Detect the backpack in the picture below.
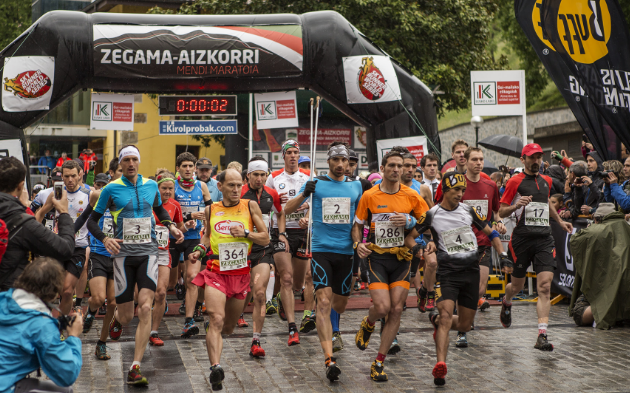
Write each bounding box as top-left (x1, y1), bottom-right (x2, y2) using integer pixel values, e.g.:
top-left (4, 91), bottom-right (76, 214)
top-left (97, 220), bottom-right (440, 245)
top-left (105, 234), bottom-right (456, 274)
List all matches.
top-left (0, 213), bottom-right (34, 265)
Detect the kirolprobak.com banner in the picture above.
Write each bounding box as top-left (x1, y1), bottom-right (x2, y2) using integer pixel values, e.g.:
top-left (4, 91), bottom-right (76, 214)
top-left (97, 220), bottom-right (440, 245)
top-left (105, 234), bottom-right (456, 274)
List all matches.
top-left (93, 25), bottom-right (303, 79)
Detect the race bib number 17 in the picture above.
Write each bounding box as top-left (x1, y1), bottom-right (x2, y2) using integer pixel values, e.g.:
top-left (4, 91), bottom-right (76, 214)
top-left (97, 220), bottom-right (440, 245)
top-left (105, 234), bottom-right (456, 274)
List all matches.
top-left (525, 202), bottom-right (549, 226)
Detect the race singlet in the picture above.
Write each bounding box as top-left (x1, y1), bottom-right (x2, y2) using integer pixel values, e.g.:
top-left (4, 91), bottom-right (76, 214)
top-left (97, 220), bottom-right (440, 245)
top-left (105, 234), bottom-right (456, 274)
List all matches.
top-left (443, 226), bottom-right (476, 255)
top-left (322, 197), bottom-right (351, 224)
top-left (464, 200), bottom-right (489, 221)
top-left (525, 202), bottom-right (549, 226)
top-left (122, 217), bottom-right (152, 244)
top-left (155, 226), bottom-right (169, 248)
top-left (218, 242), bottom-right (249, 271)
top-left (374, 220), bottom-right (404, 248)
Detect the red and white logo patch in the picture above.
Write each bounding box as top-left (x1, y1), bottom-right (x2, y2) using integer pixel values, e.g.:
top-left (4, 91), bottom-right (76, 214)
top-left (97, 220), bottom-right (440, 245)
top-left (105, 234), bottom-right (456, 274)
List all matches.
top-left (213, 220), bottom-right (244, 235)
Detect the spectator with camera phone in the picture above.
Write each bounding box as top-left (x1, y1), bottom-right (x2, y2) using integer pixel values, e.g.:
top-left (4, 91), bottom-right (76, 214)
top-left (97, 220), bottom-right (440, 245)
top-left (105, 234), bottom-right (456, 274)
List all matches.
top-left (603, 157), bottom-right (630, 214)
top-left (560, 152), bottom-right (604, 219)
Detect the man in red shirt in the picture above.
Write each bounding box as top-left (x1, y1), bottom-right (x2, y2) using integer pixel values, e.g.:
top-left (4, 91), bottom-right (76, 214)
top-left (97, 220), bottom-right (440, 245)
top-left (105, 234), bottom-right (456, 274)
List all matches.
top-left (79, 149), bottom-right (97, 173)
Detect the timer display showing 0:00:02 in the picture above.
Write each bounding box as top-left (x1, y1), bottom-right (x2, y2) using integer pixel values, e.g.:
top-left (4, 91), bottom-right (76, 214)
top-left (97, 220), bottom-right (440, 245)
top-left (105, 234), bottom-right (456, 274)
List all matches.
top-left (177, 98), bottom-right (229, 112)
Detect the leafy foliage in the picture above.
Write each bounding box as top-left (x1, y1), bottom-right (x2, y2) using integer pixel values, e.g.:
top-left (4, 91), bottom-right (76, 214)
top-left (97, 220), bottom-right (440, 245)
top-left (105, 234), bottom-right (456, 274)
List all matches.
top-left (0, 0), bottom-right (31, 51)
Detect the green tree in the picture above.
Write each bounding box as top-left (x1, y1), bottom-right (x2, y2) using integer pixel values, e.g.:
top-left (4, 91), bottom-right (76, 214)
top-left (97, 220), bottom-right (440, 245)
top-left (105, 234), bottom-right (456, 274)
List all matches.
top-left (0, 0), bottom-right (31, 51)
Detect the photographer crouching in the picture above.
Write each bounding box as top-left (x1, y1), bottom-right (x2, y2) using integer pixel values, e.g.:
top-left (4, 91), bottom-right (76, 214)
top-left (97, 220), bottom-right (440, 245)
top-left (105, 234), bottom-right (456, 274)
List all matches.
top-left (0, 257), bottom-right (83, 393)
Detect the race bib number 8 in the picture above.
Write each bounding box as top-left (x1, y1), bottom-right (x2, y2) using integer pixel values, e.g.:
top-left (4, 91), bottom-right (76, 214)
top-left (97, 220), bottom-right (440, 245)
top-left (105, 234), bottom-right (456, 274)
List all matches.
top-left (375, 221), bottom-right (403, 248)
top-left (155, 226), bottom-right (169, 248)
top-left (525, 202), bottom-right (549, 226)
top-left (443, 226), bottom-right (476, 255)
top-left (122, 217), bottom-right (152, 244)
top-left (218, 242), bottom-right (249, 271)
top-left (322, 198), bottom-right (351, 224)
top-left (103, 218), bottom-right (115, 238)
top-left (464, 199), bottom-right (489, 221)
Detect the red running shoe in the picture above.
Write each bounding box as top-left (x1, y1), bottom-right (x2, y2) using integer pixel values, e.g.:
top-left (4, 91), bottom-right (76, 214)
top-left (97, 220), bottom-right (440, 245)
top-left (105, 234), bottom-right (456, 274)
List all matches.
top-left (250, 340), bottom-right (266, 358)
top-left (149, 333), bottom-right (164, 346)
top-left (109, 315), bottom-right (123, 341)
top-left (288, 330), bottom-right (300, 346)
top-left (237, 317), bottom-right (249, 328)
top-left (432, 361), bottom-right (447, 386)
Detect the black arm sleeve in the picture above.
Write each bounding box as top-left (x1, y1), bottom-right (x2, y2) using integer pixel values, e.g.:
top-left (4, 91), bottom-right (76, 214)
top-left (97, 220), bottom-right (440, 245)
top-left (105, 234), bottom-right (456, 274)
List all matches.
top-left (414, 212), bottom-right (432, 234)
top-left (74, 204), bottom-right (93, 233)
top-left (204, 199), bottom-right (213, 206)
top-left (154, 203), bottom-right (173, 225)
top-left (87, 211), bottom-right (106, 243)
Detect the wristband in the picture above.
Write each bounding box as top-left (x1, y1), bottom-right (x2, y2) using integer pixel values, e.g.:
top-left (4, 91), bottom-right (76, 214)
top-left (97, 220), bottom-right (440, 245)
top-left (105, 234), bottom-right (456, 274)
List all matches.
top-left (488, 230), bottom-right (500, 241)
top-left (193, 244), bottom-right (207, 259)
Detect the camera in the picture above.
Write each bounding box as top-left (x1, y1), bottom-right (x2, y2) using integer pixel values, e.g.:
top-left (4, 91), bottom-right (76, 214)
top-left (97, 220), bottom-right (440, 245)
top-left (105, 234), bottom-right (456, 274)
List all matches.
top-left (597, 170), bottom-right (613, 177)
top-left (56, 314), bottom-right (77, 331)
top-left (53, 181), bottom-right (63, 200)
top-left (582, 133), bottom-right (589, 142)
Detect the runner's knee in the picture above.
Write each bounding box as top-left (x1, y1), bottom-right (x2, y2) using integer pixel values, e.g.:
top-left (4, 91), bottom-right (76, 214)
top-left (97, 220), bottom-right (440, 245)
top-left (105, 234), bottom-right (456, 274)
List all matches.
top-left (372, 302), bottom-right (390, 318)
top-left (253, 288), bottom-right (266, 305)
top-left (537, 280), bottom-right (551, 297)
top-left (137, 301), bottom-right (152, 318)
top-left (155, 287), bottom-right (166, 303)
top-left (90, 293), bottom-right (106, 307)
top-left (208, 312), bottom-right (225, 330)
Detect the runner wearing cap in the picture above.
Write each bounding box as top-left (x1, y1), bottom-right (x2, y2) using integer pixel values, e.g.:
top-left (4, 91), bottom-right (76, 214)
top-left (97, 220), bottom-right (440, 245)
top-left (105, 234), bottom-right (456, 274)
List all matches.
top-left (93, 173), bottom-right (109, 190)
top-left (285, 142), bottom-right (363, 381)
top-left (265, 140), bottom-right (314, 346)
top-left (298, 156), bottom-right (311, 172)
top-left (404, 172), bottom-right (511, 386)
top-left (196, 157), bottom-right (223, 202)
top-left (353, 148), bottom-right (429, 381)
top-left (498, 143), bottom-right (573, 351)
top-left (87, 145), bottom-right (185, 385)
top-left (188, 168), bottom-right (269, 391)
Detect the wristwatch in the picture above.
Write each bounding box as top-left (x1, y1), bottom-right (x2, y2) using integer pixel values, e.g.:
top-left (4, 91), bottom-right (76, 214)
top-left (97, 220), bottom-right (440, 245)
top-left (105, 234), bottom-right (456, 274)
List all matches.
top-left (279, 231), bottom-right (288, 238)
top-left (353, 242), bottom-right (359, 250)
top-left (244, 229), bottom-right (250, 238)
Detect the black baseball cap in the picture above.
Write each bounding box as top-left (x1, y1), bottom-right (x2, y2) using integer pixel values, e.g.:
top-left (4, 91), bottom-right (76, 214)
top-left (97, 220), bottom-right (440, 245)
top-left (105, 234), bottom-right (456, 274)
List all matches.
top-left (348, 149), bottom-right (358, 162)
top-left (50, 170), bottom-right (63, 181)
top-left (197, 157), bottom-right (213, 169)
top-left (94, 173), bottom-right (109, 185)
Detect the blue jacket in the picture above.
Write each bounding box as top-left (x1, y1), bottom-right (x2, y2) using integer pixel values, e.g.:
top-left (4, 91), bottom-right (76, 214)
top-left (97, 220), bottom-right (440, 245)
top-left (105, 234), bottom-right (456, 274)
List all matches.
top-left (0, 289), bottom-right (82, 393)
top-left (37, 156), bottom-right (54, 173)
top-left (604, 180), bottom-right (630, 213)
top-left (204, 177), bottom-right (223, 202)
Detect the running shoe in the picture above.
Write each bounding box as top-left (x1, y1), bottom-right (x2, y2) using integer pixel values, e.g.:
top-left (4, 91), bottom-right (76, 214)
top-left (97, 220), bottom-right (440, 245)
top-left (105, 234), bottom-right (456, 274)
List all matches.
top-left (175, 282), bottom-right (185, 300)
top-left (370, 360), bottom-right (387, 382)
top-left (388, 337), bottom-right (401, 355)
top-left (479, 297), bottom-right (490, 311)
top-left (204, 320), bottom-right (210, 333)
top-left (179, 300), bottom-right (186, 316)
top-left (83, 312), bottom-right (95, 334)
top-left (95, 343), bottom-right (110, 360)
top-left (429, 310), bottom-right (439, 342)
top-left (127, 365), bottom-right (148, 386)
top-left (299, 313), bottom-right (316, 333)
top-left (149, 333), bottom-right (164, 346)
top-left (277, 292), bottom-right (287, 321)
top-left (265, 300), bottom-right (277, 315)
top-left (288, 330), bottom-right (300, 346)
top-left (249, 340), bottom-right (265, 358)
top-left (181, 320), bottom-right (200, 338)
top-left (360, 282), bottom-right (366, 290)
top-left (164, 299), bottom-right (169, 315)
top-left (98, 300), bottom-right (107, 315)
top-left (355, 316), bottom-right (374, 351)
top-left (432, 361), bottom-right (447, 386)
top-left (417, 286), bottom-right (428, 313)
top-left (209, 364), bottom-right (225, 391)
top-left (353, 281), bottom-right (361, 291)
top-left (455, 332), bottom-right (468, 348)
top-left (271, 296), bottom-right (279, 310)
top-left (193, 304), bottom-right (205, 322)
top-left (332, 332), bottom-right (344, 352)
top-left (237, 317), bottom-right (249, 328)
top-left (500, 300), bottom-right (512, 328)
top-left (109, 315), bottom-right (123, 341)
top-left (425, 291), bottom-right (436, 312)
top-left (325, 357), bottom-right (341, 382)
top-left (201, 302), bottom-right (207, 313)
top-left (534, 334), bottom-right (554, 351)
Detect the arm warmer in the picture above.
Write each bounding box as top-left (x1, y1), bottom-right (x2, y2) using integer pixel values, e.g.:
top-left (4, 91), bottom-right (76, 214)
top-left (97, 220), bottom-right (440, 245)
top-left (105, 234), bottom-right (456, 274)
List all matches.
top-left (153, 203), bottom-right (174, 226)
top-left (204, 199), bottom-right (213, 206)
top-left (87, 211), bottom-right (106, 243)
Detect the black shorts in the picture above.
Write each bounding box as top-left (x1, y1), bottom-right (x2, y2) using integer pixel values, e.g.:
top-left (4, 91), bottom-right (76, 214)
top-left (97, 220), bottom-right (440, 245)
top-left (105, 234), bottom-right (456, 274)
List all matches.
top-left (311, 252), bottom-right (354, 296)
top-left (113, 255), bottom-right (158, 304)
top-left (410, 256), bottom-right (423, 278)
top-left (478, 246), bottom-right (492, 269)
top-left (271, 229), bottom-right (308, 260)
top-left (64, 247), bottom-right (87, 279)
top-left (366, 254), bottom-right (412, 291)
top-left (509, 235), bottom-right (556, 278)
top-left (437, 268), bottom-right (480, 310)
top-left (352, 249), bottom-right (361, 277)
top-left (250, 247), bottom-right (274, 269)
top-left (169, 239), bottom-right (199, 268)
top-left (88, 253), bottom-right (113, 280)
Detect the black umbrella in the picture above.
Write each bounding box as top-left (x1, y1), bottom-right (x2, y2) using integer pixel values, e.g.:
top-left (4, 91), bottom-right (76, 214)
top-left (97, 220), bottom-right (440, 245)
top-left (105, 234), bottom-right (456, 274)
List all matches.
top-left (478, 134), bottom-right (523, 158)
top-left (482, 160), bottom-right (499, 175)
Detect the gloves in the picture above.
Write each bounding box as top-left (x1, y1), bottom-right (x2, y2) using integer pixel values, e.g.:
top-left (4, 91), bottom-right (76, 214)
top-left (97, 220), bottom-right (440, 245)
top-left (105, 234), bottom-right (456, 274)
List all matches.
top-left (302, 181), bottom-right (316, 198)
top-left (551, 151), bottom-right (563, 161)
top-left (500, 253), bottom-right (513, 270)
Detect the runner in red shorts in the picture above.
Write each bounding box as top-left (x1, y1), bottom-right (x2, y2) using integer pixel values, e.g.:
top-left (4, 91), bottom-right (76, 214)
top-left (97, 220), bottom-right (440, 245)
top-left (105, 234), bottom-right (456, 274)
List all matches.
top-left (188, 169), bottom-right (269, 391)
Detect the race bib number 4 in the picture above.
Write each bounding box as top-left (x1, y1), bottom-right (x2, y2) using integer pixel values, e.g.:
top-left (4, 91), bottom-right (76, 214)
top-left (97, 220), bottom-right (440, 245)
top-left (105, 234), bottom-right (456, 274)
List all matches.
top-left (464, 199), bottom-right (489, 221)
top-left (122, 217), bottom-right (152, 244)
top-left (103, 218), bottom-right (115, 238)
top-left (155, 226), bottom-right (169, 248)
top-left (525, 202), bottom-right (549, 226)
top-left (322, 198), bottom-right (351, 224)
top-left (374, 221), bottom-right (403, 248)
top-left (218, 242), bottom-right (249, 271)
top-left (443, 226), bottom-right (476, 255)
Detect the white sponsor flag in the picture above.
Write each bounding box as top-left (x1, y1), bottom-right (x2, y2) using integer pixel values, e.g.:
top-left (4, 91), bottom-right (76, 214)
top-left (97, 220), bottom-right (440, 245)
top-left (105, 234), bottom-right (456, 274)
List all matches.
top-left (343, 55), bottom-right (401, 104)
top-left (2, 56), bottom-right (55, 112)
top-left (254, 91), bottom-right (299, 129)
top-left (90, 93), bottom-right (135, 131)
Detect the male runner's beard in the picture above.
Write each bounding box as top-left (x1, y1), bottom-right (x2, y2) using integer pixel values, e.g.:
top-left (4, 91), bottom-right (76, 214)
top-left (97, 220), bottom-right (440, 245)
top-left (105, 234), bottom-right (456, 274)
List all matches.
top-left (530, 164), bottom-right (540, 173)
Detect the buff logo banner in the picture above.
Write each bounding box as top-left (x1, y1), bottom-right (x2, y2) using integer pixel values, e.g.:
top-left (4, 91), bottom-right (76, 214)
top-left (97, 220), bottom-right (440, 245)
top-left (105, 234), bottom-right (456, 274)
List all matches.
top-left (93, 25), bottom-right (303, 78)
top-left (2, 56), bottom-right (55, 112)
top-left (515, 0), bottom-right (630, 160)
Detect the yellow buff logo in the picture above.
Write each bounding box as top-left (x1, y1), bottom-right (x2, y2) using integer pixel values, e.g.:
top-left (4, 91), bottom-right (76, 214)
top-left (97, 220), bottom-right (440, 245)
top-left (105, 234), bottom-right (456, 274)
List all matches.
top-left (532, 0), bottom-right (611, 64)
top-left (445, 173), bottom-right (466, 189)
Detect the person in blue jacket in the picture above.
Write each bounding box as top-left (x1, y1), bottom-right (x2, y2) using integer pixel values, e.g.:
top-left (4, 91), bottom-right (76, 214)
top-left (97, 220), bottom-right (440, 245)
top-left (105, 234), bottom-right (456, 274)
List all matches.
top-left (603, 157), bottom-right (630, 213)
top-left (0, 257), bottom-right (83, 393)
top-left (37, 150), bottom-right (55, 174)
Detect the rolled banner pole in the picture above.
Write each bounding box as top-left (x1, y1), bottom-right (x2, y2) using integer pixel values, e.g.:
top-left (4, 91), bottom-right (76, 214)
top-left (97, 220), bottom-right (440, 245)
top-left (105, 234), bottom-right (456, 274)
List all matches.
top-left (307, 96), bottom-right (321, 255)
top-left (309, 98), bottom-right (314, 180)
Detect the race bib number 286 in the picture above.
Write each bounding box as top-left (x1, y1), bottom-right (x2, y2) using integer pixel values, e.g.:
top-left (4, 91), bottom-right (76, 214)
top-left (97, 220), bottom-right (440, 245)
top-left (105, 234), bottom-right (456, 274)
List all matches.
top-left (374, 221), bottom-right (403, 248)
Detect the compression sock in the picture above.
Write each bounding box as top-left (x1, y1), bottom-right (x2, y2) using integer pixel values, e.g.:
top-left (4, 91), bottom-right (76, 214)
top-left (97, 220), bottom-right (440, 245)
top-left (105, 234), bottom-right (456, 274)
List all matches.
top-left (503, 297), bottom-right (512, 306)
top-left (376, 352), bottom-right (386, 363)
top-left (538, 323), bottom-right (548, 335)
top-left (331, 309), bottom-right (340, 333)
top-left (288, 322), bottom-right (297, 333)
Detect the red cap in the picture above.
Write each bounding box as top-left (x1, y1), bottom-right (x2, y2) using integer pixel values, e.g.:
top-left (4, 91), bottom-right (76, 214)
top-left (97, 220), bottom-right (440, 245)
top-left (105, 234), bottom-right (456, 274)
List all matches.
top-left (522, 143), bottom-right (543, 157)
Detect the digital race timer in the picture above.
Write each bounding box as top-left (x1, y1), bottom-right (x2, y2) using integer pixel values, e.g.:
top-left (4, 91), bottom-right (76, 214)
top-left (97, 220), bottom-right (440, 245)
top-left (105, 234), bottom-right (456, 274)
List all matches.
top-left (158, 95), bottom-right (237, 116)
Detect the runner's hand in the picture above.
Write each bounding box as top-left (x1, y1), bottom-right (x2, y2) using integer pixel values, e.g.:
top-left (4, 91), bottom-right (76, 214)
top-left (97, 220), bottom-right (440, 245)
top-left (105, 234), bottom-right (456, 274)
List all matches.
top-left (499, 253), bottom-right (513, 274)
top-left (298, 217), bottom-right (308, 229)
top-left (189, 251), bottom-right (200, 263)
top-left (515, 196), bottom-right (532, 208)
top-left (278, 192), bottom-right (289, 204)
top-left (301, 181), bottom-right (316, 198)
top-left (389, 212), bottom-right (408, 227)
top-left (191, 211), bottom-right (205, 220)
top-left (66, 308), bottom-right (83, 338)
top-left (560, 221), bottom-right (573, 233)
top-left (357, 242), bottom-right (372, 258)
top-left (184, 220), bottom-right (196, 230)
top-left (424, 241), bottom-right (436, 255)
top-left (495, 222), bottom-right (507, 235)
top-left (103, 237), bottom-right (123, 255)
top-left (580, 205), bottom-right (591, 215)
top-left (296, 203), bottom-right (309, 212)
top-left (279, 233), bottom-right (290, 251)
top-left (170, 225), bottom-right (185, 244)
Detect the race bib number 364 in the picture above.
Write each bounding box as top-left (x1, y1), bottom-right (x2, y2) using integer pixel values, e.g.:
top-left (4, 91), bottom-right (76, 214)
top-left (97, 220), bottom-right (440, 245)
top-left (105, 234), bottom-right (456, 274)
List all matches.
top-left (122, 217), bottom-right (152, 244)
top-left (375, 221), bottom-right (403, 248)
top-left (525, 202), bottom-right (549, 226)
top-left (218, 242), bottom-right (249, 271)
top-left (322, 198), bottom-right (350, 224)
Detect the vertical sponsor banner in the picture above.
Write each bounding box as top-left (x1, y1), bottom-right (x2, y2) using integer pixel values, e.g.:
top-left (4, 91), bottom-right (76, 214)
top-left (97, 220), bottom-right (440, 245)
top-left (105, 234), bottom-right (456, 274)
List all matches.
top-left (376, 136), bottom-right (427, 163)
top-left (343, 55), bottom-right (402, 104)
top-left (471, 70), bottom-right (525, 116)
top-left (2, 56), bottom-right (55, 112)
top-left (516, 0), bottom-right (630, 159)
top-left (254, 91), bottom-right (299, 129)
top-left (550, 218), bottom-right (587, 296)
top-left (90, 93), bottom-right (135, 131)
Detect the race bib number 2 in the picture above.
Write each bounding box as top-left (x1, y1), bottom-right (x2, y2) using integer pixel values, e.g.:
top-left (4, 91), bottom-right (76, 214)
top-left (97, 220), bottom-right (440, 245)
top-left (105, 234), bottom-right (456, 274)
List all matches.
top-left (122, 217), bottom-right (152, 244)
top-left (525, 202), bottom-right (549, 226)
top-left (322, 198), bottom-right (351, 224)
top-left (374, 221), bottom-right (403, 248)
top-left (103, 218), bottom-right (115, 238)
top-left (218, 242), bottom-right (249, 271)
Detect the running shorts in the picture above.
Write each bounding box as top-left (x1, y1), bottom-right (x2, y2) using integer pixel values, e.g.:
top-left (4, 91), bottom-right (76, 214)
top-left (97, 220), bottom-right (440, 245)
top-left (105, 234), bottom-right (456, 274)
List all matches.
top-left (311, 252), bottom-right (354, 296)
top-left (366, 254), bottom-right (412, 291)
top-left (509, 235), bottom-right (556, 278)
top-left (352, 249), bottom-right (361, 277)
top-left (88, 253), bottom-right (113, 280)
top-left (249, 247), bottom-right (274, 269)
top-left (113, 255), bottom-right (158, 304)
top-left (64, 247), bottom-right (87, 279)
top-left (192, 270), bottom-right (250, 300)
top-left (410, 255), bottom-right (424, 278)
top-left (157, 248), bottom-right (171, 268)
top-left (478, 246), bottom-right (492, 269)
top-left (271, 228), bottom-right (309, 260)
top-left (437, 267), bottom-right (480, 310)
top-left (169, 239), bottom-right (199, 267)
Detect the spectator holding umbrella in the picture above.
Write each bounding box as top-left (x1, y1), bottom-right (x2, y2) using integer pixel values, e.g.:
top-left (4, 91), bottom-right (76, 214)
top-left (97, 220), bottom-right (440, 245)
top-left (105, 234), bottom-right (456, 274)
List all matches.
top-left (56, 152), bottom-right (71, 168)
top-left (37, 150), bottom-right (54, 174)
